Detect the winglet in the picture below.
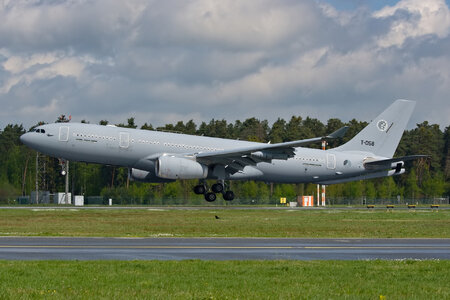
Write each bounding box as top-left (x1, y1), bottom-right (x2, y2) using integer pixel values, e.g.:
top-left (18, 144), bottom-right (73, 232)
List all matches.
top-left (325, 126), bottom-right (349, 139)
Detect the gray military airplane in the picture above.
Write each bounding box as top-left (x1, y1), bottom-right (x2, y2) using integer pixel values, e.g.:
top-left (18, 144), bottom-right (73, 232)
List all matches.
top-left (20, 99), bottom-right (425, 201)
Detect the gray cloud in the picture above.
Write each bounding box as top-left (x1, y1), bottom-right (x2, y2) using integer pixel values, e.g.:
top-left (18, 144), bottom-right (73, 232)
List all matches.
top-left (0, 0), bottom-right (449, 130)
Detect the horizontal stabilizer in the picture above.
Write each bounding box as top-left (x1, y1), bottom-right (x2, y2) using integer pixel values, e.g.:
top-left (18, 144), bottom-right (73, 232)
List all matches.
top-left (364, 155), bottom-right (428, 170)
top-left (318, 168), bottom-right (405, 185)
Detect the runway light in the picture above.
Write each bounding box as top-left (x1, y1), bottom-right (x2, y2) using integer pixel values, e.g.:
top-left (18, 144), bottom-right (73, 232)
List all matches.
top-left (407, 204), bottom-right (416, 209)
top-left (367, 205), bottom-right (375, 209)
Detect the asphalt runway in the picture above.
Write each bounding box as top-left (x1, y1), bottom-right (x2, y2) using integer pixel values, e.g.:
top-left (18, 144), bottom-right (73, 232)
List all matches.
top-left (0, 237), bottom-right (449, 260)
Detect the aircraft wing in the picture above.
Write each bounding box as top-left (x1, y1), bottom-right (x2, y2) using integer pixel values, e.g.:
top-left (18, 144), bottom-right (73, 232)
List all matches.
top-left (196, 126), bottom-right (348, 173)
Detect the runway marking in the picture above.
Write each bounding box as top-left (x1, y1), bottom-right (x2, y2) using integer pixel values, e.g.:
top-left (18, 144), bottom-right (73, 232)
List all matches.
top-left (0, 246), bottom-right (294, 249)
top-left (304, 246), bottom-right (450, 249)
top-left (0, 246), bottom-right (449, 249)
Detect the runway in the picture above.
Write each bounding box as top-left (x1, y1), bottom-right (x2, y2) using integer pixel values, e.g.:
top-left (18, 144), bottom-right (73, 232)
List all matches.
top-left (0, 237), bottom-right (449, 260)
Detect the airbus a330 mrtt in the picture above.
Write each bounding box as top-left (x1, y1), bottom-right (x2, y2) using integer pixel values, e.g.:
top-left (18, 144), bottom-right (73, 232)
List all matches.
top-left (20, 99), bottom-right (425, 201)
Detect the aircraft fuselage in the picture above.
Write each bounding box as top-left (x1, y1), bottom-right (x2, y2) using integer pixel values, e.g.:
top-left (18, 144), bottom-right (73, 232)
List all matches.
top-left (21, 122), bottom-right (381, 184)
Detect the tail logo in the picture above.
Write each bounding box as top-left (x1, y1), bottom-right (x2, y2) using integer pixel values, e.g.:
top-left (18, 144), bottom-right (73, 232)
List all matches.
top-left (377, 120), bottom-right (388, 132)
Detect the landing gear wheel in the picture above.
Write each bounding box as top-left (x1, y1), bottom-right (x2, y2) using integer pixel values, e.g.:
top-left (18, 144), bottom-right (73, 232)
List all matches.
top-left (211, 183), bottom-right (224, 193)
top-left (223, 191), bottom-right (235, 201)
top-left (194, 185), bottom-right (206, 195)
top-left (204, 192), bottom-right (217, 202)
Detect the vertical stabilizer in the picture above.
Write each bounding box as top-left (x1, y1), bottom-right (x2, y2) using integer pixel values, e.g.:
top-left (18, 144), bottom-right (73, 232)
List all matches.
top-left (335, 99), bottom-right (416, 158)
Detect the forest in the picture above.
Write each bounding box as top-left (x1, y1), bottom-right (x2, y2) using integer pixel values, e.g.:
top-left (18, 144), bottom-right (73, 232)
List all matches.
top-left (0, 115), bottom-right (448, 205)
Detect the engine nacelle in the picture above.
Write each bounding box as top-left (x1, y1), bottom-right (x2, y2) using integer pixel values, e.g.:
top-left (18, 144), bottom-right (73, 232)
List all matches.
top-left (129, 168), bottom-right (174, 183)
top-left (156, 156), bottom-right (208, 180)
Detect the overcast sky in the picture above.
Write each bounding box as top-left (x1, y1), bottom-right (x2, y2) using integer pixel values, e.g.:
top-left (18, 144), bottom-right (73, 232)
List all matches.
top-left (1, 0), bottom-right (449, 130)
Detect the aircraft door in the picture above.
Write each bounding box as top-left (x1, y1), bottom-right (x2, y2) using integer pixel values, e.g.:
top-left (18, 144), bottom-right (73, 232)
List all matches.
top-left (119, 132), bottom-right (130, 149)
top-left (326, 153), bottom-right (336, 169)
top-left (59, 126), bottom-right (69, 142)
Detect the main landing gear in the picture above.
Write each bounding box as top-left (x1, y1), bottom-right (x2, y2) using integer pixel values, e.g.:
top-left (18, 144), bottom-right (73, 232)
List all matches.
top-left (193, 181), bottom-right (235, 202)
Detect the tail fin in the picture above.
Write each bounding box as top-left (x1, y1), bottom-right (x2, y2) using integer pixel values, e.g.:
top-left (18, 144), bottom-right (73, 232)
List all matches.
top-left (335, 99), bottom-right (416, 158)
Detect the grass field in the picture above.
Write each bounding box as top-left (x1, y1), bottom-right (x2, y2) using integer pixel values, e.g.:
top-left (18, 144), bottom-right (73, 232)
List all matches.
top-left (0, 260), bottom-right (448, 299)
top-left (0, 208), bottom-right (449, 238)
top-left (1, 208), bottom-right (449, 299)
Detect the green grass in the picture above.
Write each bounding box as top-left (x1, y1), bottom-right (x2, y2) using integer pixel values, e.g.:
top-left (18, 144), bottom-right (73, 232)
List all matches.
top-left (1, 209), bottom-right (448, 299)
top-left (0, 260), bottom-right (448, 299)
top-left (0, 208), bottom-right (449, 238)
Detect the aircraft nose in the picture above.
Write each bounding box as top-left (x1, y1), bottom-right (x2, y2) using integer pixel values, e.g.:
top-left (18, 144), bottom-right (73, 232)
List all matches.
top-left (20, 132), bottom-right (35, 147)
top-left (20, 133), bottom-right (30, 145)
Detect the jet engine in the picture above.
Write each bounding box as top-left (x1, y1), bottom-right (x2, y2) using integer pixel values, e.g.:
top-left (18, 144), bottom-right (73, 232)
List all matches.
top-left (156, 155), bottom-right (208, 180)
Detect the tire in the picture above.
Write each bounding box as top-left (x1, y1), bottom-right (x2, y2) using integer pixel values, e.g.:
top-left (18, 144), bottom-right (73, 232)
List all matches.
top-left (223, 191), bottom-right (235, 201)
top-left (204, 192), bottom-right (217, 202)
top-left (194, 185), bottom-right (206, 195)
top-left (211, 183), bottom-right (224, 193)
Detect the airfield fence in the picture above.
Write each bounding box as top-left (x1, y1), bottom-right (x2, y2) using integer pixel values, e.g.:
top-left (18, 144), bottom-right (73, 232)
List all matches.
top-left (5, 194), bottom-right (450, 206)
top-left (325, 197), bottom-right (449, 206)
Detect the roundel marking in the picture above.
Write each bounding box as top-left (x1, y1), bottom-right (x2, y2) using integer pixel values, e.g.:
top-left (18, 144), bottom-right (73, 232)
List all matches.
top-left (377, 120), bottom-right (388, 132)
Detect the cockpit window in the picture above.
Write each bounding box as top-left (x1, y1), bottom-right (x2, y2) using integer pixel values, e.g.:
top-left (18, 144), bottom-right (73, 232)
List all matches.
top-left (41, 129), bottom-right (45, 134)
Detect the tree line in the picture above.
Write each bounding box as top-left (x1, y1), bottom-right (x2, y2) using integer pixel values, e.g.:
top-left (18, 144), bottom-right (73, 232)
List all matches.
top-left (0, 115), bottom-right (448, 205)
